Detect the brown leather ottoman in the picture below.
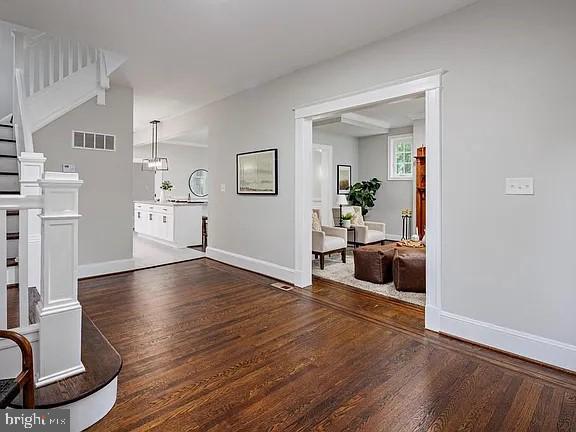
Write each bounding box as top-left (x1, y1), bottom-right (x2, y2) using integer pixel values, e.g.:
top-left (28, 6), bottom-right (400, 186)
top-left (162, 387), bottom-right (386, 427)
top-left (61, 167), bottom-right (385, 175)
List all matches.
top-left (393, 248), bottom-right (426, 293)
top-left (353, 244), bottom-right (396, 284)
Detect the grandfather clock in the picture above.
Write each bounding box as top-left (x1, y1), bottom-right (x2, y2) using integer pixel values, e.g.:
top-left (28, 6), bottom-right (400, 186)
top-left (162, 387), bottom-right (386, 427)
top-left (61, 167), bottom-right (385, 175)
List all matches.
top-left (414, 146), bottom-right (426, 239)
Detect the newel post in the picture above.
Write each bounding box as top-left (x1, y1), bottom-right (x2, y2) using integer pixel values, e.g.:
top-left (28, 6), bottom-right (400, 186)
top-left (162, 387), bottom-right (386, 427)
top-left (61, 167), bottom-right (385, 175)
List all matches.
top-left (18, 152), bottom-right (46, 291)
top-left (36, 172), bottom-right (85, 387)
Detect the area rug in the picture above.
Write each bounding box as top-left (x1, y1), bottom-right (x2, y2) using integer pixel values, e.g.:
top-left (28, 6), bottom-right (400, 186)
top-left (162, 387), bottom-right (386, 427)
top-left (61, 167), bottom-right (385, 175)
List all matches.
top-left (312, 251), bottom-right (426, 307)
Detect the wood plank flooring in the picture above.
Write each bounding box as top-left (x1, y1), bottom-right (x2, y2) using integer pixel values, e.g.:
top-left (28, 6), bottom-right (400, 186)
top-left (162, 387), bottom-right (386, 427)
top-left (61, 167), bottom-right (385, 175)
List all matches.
top-left (79, 259), bottom-right (576, 431)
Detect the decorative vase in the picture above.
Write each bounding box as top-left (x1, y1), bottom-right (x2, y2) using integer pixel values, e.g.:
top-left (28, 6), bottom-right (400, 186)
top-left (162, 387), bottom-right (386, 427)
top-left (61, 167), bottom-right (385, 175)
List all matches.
top-left (159, 189), bottom-right (166, 203)
top-left (342, 220), bottom-right (351, 228)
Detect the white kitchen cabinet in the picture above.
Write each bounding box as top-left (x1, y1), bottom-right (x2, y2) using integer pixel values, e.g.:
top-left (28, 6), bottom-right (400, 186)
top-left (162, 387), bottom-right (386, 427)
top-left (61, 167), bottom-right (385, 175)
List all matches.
top-left (133, 201), bottom-right (204, 248)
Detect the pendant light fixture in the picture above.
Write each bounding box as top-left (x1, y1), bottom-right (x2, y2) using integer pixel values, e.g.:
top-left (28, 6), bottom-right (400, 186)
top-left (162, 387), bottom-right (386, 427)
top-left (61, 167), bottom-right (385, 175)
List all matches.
top-left (142, 120), bottom-right (168, 171)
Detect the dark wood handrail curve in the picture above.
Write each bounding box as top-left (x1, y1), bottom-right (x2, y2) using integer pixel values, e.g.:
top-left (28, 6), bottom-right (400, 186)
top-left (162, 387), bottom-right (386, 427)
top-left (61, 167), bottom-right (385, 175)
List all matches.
top-left (0, 330), bottom-right (35, 408)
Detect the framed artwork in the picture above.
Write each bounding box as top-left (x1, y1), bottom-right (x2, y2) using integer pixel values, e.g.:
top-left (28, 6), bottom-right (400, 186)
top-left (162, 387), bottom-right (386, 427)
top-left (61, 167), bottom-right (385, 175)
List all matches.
top-left (337, 165), bottom-right (352, 195)
top-left (188, 169), bottom-right (208, 197)
top-left (236, 149), bottom-right (278, 195)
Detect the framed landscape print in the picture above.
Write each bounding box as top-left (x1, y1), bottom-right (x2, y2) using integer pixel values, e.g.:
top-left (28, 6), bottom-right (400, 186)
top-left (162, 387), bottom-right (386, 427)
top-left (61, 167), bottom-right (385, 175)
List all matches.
top-left (237, 149), bottom-right (278, 195)
top-left (337, 165), bottom-right (352, 195)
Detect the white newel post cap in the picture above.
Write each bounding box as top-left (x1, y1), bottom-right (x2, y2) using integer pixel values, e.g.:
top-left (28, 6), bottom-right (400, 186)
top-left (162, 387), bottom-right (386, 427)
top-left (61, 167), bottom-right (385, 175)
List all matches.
top-left (18, 152), bottom-right (47, 185)
top-left (18, 152), bottom-right (47, 163)
top-left (38, 172), bottom-right (83, 217)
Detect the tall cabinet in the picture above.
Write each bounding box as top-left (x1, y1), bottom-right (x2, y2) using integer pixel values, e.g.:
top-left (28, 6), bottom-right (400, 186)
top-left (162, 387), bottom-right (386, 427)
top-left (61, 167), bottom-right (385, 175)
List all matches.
top-left (414, 146), bottom-right (426, 239)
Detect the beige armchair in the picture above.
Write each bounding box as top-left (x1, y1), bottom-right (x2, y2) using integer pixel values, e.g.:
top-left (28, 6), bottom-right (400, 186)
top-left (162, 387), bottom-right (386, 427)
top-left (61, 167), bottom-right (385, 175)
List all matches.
top-left (332, 206), bottom-right (386, 247)
top-left (312, 209), bottom-right (347, 270)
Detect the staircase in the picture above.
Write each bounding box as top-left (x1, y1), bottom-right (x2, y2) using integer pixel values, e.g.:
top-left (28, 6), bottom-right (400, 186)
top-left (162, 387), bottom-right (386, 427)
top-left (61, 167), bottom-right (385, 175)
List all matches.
top-left (0, 122), bottom-right (21, 281)
top-left (12, 31), bottom-right (125, 152)
top-left (0, 25), bottom-right (125, 431)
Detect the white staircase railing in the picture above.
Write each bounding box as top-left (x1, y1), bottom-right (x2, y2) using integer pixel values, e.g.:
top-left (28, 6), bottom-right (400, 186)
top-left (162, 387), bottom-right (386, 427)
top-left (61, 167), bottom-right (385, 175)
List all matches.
top-left (0, 168), bottom-right (84, 386)
top-left (1, 26), bottom-right (122, 387)
top-left (22, 33), bottom-right (98, 98)
top-left (11, 30), bottom-right (125, 146)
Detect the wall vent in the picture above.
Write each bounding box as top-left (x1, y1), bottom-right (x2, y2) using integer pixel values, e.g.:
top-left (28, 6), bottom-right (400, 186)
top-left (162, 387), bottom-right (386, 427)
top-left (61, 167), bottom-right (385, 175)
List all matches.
top-left (72, 131), bottom-right (115, 151)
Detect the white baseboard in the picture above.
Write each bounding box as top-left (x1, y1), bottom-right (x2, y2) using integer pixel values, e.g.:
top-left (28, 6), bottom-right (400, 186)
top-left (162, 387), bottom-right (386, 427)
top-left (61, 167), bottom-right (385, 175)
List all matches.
top-left (67, 376), bottom-right (118, 432)
top-left (79, 258), bottom-right (136, 278)
top-left (206, 247), bottom-right (295, 284)
top-left (440, 311), bottom-right (576, 372)
top-left (425, 304), bottom-right (440, 331)
top-left (36, 363), bottom-right (86, 388)
top-left (386, 234), bottom-right (402, 241)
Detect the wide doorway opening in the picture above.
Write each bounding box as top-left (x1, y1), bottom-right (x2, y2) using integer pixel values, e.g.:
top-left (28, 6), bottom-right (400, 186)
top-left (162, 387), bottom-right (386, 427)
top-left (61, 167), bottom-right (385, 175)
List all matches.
top-left (294, 71), bottom-right (442, 330)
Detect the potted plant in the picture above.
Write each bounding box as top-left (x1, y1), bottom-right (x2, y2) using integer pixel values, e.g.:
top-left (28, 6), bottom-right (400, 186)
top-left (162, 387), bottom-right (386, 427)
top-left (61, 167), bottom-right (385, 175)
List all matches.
top-left (347, 178), bottom-right (382, 216)
top-left (341, 212), bottom-right (353, 228)
top-left (159, 180), bottom-right (173, 203)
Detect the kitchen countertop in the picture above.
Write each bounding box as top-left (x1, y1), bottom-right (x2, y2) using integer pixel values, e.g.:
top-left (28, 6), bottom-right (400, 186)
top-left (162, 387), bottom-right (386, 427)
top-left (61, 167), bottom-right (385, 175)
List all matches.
top-left (135, 200), bottom-right (208, 207)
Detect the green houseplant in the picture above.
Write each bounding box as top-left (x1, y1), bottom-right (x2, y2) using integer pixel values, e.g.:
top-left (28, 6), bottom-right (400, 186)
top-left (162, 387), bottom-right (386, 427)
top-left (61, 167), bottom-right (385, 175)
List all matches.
top-left (347, 178), bottom-right (382, 216)
top-left (341, 212), bottom-right (353, 228)
top-left (159, 180), bottom-right (173, 202)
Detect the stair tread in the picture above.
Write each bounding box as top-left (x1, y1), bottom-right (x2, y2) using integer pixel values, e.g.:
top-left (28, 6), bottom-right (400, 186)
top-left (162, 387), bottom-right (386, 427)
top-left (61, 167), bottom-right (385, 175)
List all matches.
top-left (0, 378), bottom-right (19, 409)
top-left (0, 191), bottom-right (20, 195)
top-left (0, 155), bottom-right (17, 159)
top-left (10, 313), bottom-right (122, 409)
top-left (7, 258), bottom-right (17, 267)
top-left (0, 138), bottom-right (16, 143)
top-left (7, 210), bottom-right (19, 216)
top-left (0, 172), bottom-right (18, 176)
top-left (0, 124), bottom-right (13, 128)
top-left (7, 232), bottom-right (19, 240)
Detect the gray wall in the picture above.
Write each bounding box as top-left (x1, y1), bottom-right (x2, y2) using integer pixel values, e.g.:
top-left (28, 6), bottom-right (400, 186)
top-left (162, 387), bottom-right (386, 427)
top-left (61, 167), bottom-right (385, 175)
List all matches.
top-left (132, 163), bottom-right (154, 202)
top-left (34, 85), bottom-right (134, 266)
top-left (162, 0), bottom-right (576, 346)
top-left (312, 129), bottom-right (358, 206)
top-left (134, 143), bottom-right (208, 199)
top-left (358, 127), bottom-right (413, 237)
top-left (0, 21), bottom-right (16, 119)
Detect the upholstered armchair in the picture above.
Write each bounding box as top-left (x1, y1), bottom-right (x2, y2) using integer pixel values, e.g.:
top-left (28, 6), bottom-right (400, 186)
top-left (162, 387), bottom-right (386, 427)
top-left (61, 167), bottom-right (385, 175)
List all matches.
top-left (332, 206), bottom-right (386, 246)
top-left (312, 209), bottom-right (347, 270)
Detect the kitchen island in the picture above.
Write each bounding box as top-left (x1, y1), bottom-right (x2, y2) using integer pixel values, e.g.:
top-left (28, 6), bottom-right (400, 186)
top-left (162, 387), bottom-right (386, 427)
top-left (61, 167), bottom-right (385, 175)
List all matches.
top-left (134, 201), bottom-right (207, 248)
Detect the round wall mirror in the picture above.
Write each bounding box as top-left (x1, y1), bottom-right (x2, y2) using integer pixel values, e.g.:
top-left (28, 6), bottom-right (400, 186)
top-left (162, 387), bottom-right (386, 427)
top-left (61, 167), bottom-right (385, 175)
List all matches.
top-left (189, 169), bottom-right (208, 197)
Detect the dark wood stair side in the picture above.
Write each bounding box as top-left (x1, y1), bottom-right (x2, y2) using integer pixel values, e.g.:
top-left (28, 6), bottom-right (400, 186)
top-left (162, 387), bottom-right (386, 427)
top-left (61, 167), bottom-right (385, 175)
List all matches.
top-left (10, 313), bottom-right (122, 409)
top-left (0, 138), bottom-right (16, 143)
top-left (0, 124), bottom-right (13, 128)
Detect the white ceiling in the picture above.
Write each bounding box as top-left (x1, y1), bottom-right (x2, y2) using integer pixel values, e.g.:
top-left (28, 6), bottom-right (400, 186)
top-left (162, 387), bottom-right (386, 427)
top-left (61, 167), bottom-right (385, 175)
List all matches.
top-left (314, 95), bottom-right (425, 137)
top-left (0, 0), bottom-right (477, 131)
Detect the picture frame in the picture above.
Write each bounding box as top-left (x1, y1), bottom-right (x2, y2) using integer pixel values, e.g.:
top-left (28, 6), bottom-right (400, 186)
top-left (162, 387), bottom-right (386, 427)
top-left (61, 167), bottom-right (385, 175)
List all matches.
top-left (337, 165), bottom-right (352, 195)
top-left (236, 149), bottom-right (278, 195)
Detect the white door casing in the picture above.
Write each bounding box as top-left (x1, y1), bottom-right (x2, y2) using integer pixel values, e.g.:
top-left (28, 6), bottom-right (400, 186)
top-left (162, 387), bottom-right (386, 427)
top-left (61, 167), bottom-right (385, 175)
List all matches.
top-left (294, 70), bottom-right (443, 331)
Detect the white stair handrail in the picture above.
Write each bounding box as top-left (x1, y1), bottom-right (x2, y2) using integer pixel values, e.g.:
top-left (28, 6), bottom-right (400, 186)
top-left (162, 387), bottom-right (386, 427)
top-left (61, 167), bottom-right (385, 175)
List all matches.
top-left (14, 69), bottom-right (34, 154)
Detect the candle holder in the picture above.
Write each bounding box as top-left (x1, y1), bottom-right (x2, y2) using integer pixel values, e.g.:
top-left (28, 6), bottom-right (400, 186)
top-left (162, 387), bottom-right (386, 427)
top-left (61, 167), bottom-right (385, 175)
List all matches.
top-left (401, 208), bottom-right (413, 240)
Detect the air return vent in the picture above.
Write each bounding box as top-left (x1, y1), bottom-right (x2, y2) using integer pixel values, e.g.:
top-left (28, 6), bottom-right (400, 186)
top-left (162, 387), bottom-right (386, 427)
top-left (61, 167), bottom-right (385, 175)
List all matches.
top-left (72, 131), bottom-right (115, 151)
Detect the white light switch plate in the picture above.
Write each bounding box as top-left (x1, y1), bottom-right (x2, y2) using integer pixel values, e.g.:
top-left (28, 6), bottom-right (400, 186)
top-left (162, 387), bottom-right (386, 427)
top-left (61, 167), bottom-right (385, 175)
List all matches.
top-left (220, 184), bottom-right (226, 192)
top-left (505, 177), bottom-right (534, 195)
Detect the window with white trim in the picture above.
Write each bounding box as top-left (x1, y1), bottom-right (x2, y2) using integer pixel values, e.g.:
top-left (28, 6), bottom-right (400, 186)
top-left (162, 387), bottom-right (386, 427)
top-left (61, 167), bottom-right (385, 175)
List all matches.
top-left (388, 134), bottom-right (413, 180)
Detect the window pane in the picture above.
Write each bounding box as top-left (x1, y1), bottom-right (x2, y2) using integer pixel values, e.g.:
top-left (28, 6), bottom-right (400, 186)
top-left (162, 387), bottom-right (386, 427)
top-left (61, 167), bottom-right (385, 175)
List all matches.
top-left (73, 132), bottom-right (84, 147)
top-left (85, 133), bottom-right (95, 149)
top-left (95, 134), bottom-right (105, 149)
top-left (105, 135), bottom-right (115, 150)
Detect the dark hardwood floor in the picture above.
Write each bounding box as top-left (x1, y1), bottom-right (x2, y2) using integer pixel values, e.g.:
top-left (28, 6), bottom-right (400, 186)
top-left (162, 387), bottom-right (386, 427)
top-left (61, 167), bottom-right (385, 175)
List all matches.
top-left (78, 259), bottom-right (576, 431)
